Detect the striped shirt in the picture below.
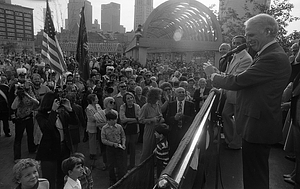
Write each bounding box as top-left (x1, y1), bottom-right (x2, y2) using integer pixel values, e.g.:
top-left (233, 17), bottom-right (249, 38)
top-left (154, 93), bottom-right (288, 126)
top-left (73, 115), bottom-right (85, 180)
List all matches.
top-left (156, 137), bottom-right (169, 166)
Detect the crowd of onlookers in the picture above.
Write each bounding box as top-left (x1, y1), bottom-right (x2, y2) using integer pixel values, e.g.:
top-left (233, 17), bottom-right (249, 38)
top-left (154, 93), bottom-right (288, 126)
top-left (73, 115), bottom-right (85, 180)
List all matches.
top-left (2, 30), bottom-right (300, 188)
top-left (0, 53), bottom-right (212, 189)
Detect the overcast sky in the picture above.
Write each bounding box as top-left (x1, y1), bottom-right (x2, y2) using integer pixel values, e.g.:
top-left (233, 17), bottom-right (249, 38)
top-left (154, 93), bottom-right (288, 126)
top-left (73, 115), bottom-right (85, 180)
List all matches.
top-left (11, 0), bottom-right (300, 34)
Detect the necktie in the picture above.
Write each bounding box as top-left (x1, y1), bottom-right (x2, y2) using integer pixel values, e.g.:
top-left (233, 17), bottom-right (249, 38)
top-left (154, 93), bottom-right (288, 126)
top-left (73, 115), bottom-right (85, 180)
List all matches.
top-left (178, 101), bottom-right (183, 128)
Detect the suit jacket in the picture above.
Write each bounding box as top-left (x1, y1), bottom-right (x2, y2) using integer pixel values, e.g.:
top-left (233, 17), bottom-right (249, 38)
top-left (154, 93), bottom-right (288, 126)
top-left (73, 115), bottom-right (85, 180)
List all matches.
top-left (213, 42), bottom-right (291, 144)
top-left (224, 49), bottom-right (253, 104)
top-left (166, 100), bottom-right (196, 156)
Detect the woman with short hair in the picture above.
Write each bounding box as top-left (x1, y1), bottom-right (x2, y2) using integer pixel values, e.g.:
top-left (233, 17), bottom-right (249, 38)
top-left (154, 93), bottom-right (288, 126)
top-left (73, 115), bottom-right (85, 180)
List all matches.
top-left (94, 96), bottom-right (118, 170)
top-left (119, 92), bottom-right (140, 169)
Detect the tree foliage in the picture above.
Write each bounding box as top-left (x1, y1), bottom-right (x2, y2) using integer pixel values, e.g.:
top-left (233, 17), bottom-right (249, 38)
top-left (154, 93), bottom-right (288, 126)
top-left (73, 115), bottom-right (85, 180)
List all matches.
top-left (218, 0), bottom-right (299, 51)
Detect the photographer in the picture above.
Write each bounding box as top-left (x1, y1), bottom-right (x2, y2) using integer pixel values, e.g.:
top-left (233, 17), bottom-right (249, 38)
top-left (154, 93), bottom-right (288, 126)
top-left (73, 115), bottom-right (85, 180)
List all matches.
top-left (11, 69), bottom-right (39, 162)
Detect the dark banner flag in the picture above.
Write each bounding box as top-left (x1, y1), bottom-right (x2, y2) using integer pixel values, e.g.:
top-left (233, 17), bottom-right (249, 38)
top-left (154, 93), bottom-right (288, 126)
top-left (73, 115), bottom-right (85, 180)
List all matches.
top-left (76, 5), bottom-right (89, 80)
top-left (41, 0), bottom-right (67, 75)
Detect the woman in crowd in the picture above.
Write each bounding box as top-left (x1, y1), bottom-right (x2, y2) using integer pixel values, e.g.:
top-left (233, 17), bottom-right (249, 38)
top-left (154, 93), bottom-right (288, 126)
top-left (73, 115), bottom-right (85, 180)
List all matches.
top-left (65, 93), bottom-right (86, 153)
top-left (139, 88), bottom-right (165, 163)
top-left (85, 93), bottom-right (102, 160)
top-left (119, 92), bottom-right (140, 170)
top-left (134, 86), bottom-right (147, 143)
top-left (94, 97), bottom-right (118, 170)
top-left (35, 92), bottom-right (70, 189)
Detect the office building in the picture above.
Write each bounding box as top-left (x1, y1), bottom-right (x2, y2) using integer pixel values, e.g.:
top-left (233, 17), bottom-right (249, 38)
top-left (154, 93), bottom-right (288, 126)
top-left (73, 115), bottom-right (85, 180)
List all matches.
top-left (0, 2), bottom-right (34, 54)
top-left (101, 2), bottom-right (120, 33)
top-left (134, 0), bottom-right (153, 30)
top-left (68, 0), bottom-right (92, 32)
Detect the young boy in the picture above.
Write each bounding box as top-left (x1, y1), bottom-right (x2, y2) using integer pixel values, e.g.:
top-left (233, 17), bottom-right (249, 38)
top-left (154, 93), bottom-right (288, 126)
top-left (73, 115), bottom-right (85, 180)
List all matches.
top-left (61, 157), bottom-right (84, 189)
top-left (101, 111), bottom-right (126, 186)
top-left (153, 124), bottom-right (170, 177)
top-left (13, 158), bottom-right (49, 189)
top-left (72, 153), bottom-right (93, 189)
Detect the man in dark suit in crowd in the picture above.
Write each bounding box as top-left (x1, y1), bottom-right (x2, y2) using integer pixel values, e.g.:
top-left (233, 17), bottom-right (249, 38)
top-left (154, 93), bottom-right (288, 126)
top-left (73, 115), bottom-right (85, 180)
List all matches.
top-left (204, 14), bottom-right (291, 189)
top-left (166, 87), bottom-right (196, 157)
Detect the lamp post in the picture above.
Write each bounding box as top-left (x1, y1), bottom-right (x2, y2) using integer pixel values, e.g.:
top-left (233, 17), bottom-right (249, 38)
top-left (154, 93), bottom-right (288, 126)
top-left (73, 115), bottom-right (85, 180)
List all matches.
top-left (135, 24), bottom-right (143, 61)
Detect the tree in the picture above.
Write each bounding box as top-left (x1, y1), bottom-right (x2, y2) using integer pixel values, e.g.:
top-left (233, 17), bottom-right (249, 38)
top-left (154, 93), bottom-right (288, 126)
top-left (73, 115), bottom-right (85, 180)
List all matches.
top-left (218, 0), bottom-right (299, 51)
top-left (3, 42), bottom-right (17, 55)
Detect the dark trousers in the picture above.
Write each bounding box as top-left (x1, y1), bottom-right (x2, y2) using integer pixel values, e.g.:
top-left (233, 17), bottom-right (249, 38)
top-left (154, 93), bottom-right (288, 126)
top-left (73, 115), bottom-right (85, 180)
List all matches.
top-left (125, 134), bottom-right (138, 168)
top-left (106, 146), bottom-right (126, 182)
top-left (98, 131), bottom-right (107, 164)
top-left (41, 161), bottom-right (57, 189)
top-left (156, 159), bottom-right (164, 177)
top-left (0, 113), bottom-right (10, 135)
top-left (41, 142), bottom-right (70, 189)
top-left (242, 139), bottom-right (271, 189)
top-left (14, 117), bottom-right (35, 160)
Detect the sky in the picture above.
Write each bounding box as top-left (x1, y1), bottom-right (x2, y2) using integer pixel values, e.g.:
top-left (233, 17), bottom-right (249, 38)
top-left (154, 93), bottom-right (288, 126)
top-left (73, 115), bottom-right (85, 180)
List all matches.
top-left (11, 0), bottom-right (300, 34)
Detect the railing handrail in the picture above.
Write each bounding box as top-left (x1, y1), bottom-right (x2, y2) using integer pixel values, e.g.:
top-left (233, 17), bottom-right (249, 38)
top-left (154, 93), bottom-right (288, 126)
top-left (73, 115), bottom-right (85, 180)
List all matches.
top-left (154, 91), bottom-right (218, 189)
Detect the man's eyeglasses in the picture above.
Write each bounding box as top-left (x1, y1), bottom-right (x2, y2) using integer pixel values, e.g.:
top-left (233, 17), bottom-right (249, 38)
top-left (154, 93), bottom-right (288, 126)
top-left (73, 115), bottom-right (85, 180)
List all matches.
top-left (145, 75), bottom-right (151, 77)
top-left (109, 101), bottom-right (115, 104)
top-left (120, 85), bottom-right (127, 88)
top-left (164, 88), bottom-right (172, 91)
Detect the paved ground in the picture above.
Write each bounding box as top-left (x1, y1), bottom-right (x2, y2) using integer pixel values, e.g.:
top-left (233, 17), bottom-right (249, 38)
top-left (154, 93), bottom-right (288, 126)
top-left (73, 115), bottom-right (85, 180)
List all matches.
top-left (0, 121), bottom-right (295, 189)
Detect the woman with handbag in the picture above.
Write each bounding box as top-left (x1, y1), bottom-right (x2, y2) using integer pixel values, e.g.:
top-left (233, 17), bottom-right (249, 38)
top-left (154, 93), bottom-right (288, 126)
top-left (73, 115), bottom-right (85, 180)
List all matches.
top-left (119, 92), bottom-right (140, 170)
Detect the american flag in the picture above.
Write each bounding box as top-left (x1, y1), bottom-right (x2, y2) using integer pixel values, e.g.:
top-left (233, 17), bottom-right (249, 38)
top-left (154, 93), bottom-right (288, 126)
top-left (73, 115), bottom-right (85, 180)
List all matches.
top-left (41, 0), bottom-right (66, 75)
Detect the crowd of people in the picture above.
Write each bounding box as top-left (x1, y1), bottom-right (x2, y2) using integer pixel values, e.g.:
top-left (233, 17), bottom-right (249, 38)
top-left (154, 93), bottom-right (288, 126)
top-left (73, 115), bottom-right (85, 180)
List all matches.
top-left (0, 38), bottom-right (211, 188)
top-left (0, 13), bottom-right (299, 189)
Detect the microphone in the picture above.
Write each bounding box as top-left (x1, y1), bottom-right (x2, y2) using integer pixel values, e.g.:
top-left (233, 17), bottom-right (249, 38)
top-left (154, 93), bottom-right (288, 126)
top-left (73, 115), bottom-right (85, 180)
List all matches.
top-left (221, 43), bottom-right (248, 58)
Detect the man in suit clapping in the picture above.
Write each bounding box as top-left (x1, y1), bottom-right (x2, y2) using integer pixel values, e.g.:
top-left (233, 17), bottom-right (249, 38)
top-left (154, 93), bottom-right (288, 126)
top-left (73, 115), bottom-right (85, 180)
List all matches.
top-left (166, 87), bottom-right (196, 157)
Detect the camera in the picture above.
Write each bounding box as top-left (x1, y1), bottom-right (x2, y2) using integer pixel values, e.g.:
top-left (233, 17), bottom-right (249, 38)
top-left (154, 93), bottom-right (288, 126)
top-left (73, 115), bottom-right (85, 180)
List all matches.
top-left (105, 81), bottom-right (114, 94)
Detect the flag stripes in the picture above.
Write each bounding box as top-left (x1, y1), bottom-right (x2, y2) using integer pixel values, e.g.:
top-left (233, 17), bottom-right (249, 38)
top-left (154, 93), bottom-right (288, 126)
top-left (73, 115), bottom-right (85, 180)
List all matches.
top-left (41, 0), bottom-right (66, 75)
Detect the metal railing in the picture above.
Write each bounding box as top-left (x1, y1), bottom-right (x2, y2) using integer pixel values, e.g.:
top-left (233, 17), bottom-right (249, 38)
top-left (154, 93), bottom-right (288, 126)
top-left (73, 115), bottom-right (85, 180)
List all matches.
top-left (154, 91), bottom-right (218, 189)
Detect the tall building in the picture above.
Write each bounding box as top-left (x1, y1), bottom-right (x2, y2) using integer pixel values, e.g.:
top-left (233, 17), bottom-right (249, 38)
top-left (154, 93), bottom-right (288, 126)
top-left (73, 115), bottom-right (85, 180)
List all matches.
top-left (0, 2), bottom-right (35, 54)
top-left (68, 0), bottom-right (92, 32)
top-left (134, 0), bottom-right (153, 30)
top-left (91, 19), bottom-right (101, 33)
top-left (101, 2), bottom-right (120, 33)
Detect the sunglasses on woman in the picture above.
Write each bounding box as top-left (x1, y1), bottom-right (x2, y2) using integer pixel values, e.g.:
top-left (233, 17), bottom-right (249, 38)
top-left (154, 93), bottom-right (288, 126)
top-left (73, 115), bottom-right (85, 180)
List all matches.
top-left (109, 101), bottom-right (115, 104)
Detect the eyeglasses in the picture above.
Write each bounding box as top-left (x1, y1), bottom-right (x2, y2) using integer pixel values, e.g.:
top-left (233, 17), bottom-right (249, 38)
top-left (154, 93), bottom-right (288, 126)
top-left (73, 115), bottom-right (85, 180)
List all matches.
top-left (145, 75), bottom-right (151, 77)
top-left (164, 88), bottom-right (172, 91)
top-left (109, 101), bottom-right (115, 104)
top-left (120, 86), bottom-right (127, 88)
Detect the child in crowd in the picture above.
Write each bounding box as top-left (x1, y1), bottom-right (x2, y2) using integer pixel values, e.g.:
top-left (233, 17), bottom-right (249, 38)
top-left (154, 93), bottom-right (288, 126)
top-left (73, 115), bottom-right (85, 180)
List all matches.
top-left (153, 124), bottom-right (170, 177)
top-left (61, 157), bottom-right (84, 189)
top-left (101, 111), bottom-right (126, 186)
top-left (13, 158), bottom-right (49, 189)
top-left (72, 153), bottom-right (93, 189)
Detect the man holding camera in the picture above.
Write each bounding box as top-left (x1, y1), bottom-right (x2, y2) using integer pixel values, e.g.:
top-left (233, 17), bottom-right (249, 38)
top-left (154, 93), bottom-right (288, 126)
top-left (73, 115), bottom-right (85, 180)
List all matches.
top-left (9, 68), bottom-right (39, 162)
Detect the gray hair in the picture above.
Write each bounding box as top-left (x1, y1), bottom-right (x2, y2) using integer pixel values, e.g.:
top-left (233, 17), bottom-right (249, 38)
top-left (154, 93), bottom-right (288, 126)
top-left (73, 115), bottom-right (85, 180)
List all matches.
top-left (244, 14), bottom-right (278, 37)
